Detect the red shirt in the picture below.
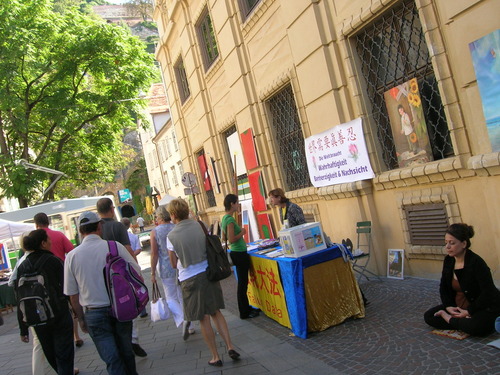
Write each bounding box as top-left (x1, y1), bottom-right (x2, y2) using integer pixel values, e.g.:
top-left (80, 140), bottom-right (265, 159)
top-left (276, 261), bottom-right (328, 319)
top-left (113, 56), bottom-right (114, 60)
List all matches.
top-left (42, 227), bottom-right (74, 261)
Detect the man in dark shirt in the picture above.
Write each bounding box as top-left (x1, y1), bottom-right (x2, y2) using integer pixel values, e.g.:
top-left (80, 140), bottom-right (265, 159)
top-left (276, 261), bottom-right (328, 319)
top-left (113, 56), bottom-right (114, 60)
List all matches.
top-left (96, 197), bottom-right (146, 357)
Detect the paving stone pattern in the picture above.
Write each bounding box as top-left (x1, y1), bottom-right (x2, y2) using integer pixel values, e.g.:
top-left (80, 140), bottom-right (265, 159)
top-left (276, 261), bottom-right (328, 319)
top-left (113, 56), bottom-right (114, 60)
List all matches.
top-left (0, 249), bottom-right (499, 374)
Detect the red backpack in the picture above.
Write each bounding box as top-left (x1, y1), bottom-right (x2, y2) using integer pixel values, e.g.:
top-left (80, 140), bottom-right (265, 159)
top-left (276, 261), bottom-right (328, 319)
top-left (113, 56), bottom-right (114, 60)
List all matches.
top-left (104, 241), bottom-right (149, 321)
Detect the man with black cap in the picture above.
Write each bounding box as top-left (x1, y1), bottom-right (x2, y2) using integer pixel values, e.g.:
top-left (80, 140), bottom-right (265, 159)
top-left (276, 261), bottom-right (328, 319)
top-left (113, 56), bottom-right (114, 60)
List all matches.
top-left (64, 211), bottom-right (139, 375)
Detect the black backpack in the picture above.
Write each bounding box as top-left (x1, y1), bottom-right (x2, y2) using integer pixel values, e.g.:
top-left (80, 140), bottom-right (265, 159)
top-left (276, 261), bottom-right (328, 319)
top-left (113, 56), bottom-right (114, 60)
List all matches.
top-left (198, 221), bottom-right (232, 282)
top-left (16, 253), bottom-right (63, 327)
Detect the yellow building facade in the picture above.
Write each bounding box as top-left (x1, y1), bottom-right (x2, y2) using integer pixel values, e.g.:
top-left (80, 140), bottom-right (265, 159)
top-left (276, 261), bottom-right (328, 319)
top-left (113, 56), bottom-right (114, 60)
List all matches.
top-left (153, 0), bottom-right (500, 282)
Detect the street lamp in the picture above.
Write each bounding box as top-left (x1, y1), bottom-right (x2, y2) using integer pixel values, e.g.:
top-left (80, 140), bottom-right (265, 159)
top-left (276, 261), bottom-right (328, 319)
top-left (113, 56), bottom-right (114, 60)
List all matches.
top-left (15, 159), bottom-right (67, 202)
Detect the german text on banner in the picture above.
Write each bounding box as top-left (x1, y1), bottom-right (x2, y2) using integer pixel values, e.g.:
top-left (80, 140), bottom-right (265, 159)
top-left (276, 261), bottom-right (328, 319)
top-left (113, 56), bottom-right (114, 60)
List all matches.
top-left (305, 118), bottom-right (374, 187)
top-left (247, 256), bottom-right (291, 328)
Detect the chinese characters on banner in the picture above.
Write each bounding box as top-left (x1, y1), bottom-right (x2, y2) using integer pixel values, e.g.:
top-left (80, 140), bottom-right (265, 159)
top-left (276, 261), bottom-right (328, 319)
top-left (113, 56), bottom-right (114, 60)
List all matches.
top-left (247, 256), bottom-right (291, 329)
top-left (304, 118), bottom-right (374, 187)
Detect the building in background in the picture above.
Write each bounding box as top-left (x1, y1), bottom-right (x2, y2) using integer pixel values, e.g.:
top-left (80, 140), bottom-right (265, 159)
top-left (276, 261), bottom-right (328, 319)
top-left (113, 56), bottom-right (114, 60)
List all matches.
top-left (152, 0), bottom-right (500, 282)
top-left (139, 83), bottom-right (185, 201)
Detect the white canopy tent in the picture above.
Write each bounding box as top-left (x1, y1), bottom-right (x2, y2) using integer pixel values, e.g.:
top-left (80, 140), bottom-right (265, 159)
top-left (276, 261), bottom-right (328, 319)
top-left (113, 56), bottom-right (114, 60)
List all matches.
top-left (0, 219), bottom-right (35, 269)
top-left (0, 219), bottom-right (35, 242)
top-left (158, 194), bottom-right (177, 206)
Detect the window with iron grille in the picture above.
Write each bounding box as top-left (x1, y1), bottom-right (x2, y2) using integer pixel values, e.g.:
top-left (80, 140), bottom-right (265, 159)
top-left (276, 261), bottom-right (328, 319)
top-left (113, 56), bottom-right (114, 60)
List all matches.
top-left (403, 203), bottom-right (448, 245)
top-left (267, 85), bottom-right (310, 191)
top-left (239, 0), bottom-right (260, 19)
top-left (353, 0), bottom-right (453, 170)
top-left (174, 57), bottom-right (190, 103)
top-left (196, 9), bottom-right (219, 71)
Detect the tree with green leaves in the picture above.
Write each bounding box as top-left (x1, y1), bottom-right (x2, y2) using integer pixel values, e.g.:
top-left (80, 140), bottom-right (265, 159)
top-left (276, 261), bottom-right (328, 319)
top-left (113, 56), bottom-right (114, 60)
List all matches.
top-left (0, 0), bottom-right (156, 207)
top-left (124, 0), bottom-right (154, 22)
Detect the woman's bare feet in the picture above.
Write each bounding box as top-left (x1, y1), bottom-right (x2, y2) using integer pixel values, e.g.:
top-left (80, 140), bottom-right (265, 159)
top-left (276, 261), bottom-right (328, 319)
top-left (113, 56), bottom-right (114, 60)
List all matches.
top-left (434, 309), bottom-right (451, 323)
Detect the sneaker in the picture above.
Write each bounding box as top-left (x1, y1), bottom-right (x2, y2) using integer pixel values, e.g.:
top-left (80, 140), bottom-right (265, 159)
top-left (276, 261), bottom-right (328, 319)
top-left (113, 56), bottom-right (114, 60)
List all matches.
top-left (132, 343), bottom-right (147, 357)
top-left (182, 321), bottom-right (191, 341)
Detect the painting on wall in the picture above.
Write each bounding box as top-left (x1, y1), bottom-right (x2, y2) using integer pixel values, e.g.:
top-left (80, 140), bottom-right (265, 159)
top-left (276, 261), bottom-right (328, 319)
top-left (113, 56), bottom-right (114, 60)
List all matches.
top-left (248, 171), bottom-right (267, 212)
top-left (384, 78), bottom-right (434, 168)
top-left (240, 128), bottom-right (259, 170)
top-left (469, 29), bottom-right (500, 152)
top-left (256, 213), bottom-right (274, 239)
top-left (387, 249), bottom-right (404, 280)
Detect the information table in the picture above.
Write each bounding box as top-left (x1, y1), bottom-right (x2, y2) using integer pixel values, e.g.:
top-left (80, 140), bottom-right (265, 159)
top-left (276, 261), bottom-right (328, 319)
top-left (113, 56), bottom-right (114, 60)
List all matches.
top-left (247, 245), bottom-right (365, 338)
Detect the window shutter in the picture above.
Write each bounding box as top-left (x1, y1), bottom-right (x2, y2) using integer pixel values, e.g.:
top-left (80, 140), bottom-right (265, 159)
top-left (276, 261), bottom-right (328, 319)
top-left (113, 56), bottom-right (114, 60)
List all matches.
top-left (403, 203), bottom-right (448, 245)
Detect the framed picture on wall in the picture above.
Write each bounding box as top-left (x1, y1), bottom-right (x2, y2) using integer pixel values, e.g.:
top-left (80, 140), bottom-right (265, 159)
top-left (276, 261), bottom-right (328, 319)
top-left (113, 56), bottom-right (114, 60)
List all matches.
top-left (387, 249), bottom-right (404, 279)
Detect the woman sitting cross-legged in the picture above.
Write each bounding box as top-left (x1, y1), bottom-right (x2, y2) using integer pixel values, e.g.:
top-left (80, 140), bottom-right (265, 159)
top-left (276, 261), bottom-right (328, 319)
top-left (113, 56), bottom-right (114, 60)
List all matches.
top-left (424, 223), bottom-right (500, 336)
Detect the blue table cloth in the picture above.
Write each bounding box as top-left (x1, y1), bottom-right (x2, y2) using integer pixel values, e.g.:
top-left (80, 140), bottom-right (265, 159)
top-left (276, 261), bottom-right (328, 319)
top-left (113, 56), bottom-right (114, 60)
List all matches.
top-left (249, 245), bottom-right (354, 338)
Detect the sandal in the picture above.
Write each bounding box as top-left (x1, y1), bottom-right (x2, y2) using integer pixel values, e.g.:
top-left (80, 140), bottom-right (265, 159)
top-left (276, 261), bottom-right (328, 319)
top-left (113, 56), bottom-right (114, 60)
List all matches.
top-left (228, 349), bottom-right (240, 360)
top-left (208, 359), bottom-right (223, 367)
top-left (75, 339), bottom-right (84, 348)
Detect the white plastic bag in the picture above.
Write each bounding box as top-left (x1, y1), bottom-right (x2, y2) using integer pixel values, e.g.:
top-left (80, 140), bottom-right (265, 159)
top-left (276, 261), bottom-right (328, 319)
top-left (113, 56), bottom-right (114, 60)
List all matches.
top-left (150, 298), bottom-right (170, 322)
top-left (150, 281), bottom-right (170, 322)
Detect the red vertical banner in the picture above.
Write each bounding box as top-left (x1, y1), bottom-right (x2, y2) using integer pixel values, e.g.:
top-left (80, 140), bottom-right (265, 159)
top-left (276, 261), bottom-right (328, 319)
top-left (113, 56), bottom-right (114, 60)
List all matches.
top-left (248, 171), bottom-right (266, 212)
top-left (256, 213), bottom-right (274, 239)
top-left (240, 128), bottom-right (259, 170)
top-left (197, 154), bottom-right (212, 191)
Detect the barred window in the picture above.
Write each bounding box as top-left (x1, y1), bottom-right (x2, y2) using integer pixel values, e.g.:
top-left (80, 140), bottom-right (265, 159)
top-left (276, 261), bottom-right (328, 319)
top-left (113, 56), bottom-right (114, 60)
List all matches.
top-left (267, 85), bottom-right (310, 191)
top-left (239, 0), bottom-right (260, 19)
top-left (354, 0), bottom-right (453, 170)
top-left (174, 57), bottom-right (190, 103)
top-left (196, 9), bottom-right (219, 70)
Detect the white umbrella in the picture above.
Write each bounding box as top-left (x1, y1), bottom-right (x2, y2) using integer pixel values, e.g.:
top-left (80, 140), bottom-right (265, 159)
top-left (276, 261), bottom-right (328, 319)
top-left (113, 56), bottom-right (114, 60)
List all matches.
top-left (158, 194), bottom-right (177, 206)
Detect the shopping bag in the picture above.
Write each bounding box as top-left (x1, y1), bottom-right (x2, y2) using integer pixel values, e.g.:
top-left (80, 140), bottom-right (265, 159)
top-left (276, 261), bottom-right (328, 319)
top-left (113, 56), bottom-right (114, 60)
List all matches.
top-left (150, 281), bottom-right (170, 322)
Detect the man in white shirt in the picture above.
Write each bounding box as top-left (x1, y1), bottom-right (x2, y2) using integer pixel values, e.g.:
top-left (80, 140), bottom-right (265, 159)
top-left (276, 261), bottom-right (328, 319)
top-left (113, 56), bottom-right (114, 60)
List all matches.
top-left (64, 211), bottom-right (139, 375)
top-left (136, 216), bottom-right (145, 232)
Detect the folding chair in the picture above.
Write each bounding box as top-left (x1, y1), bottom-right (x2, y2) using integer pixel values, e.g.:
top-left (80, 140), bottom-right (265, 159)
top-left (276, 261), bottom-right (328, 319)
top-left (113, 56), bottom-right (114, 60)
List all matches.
top-left (352, 221), bottom-right (382, 282)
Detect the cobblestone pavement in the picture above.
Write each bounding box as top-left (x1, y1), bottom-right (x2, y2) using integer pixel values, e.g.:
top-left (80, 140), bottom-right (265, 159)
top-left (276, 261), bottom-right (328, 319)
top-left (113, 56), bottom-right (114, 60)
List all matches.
top-left (1, 247), bottom-right (499, 374)
top-left (220, 275), bottom-right (500, 375)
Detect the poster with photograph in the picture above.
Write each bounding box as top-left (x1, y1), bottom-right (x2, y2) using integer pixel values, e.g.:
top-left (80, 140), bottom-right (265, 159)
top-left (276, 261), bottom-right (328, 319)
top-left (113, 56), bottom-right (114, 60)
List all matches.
top-left (384, 79), bottom-right (434, 168)
top-left (469, 29), bottom-right (500, 152)
top-left (387, 249), bottom-right (404, 279)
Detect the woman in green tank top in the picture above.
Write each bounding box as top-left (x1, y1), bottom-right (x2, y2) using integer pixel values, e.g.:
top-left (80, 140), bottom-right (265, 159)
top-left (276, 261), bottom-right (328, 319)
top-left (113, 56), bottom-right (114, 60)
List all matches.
top-left (221, 194), bottom-right (259, 320)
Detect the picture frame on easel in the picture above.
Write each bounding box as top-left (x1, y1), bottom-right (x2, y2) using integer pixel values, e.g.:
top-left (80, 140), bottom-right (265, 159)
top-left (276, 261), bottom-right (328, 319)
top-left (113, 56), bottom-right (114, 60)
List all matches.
top-left (387, 249), bottom-right (404, 279)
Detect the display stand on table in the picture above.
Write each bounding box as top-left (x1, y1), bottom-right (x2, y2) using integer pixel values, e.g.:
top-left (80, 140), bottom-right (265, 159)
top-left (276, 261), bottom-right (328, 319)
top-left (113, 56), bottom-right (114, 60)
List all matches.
top-left (246, 244), bottom-right (365, 338)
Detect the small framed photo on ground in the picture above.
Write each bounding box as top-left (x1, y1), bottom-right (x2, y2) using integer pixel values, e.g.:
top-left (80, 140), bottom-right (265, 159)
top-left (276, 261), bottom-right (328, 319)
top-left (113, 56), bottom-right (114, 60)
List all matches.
top-left (387, 249), bottom-right (404, 279)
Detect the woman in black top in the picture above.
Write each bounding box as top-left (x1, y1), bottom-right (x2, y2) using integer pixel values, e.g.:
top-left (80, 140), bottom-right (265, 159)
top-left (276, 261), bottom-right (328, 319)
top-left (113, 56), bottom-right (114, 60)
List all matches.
top-left (424, 223), bottom-right (500, 336)
top-left (16, 229), bottom-right (74, 374)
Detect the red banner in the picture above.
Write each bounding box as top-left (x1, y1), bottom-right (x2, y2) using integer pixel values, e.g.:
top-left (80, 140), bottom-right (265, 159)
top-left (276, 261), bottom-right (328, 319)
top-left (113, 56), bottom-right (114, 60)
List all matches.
top-left (197, 154), bottom-right (212, 191)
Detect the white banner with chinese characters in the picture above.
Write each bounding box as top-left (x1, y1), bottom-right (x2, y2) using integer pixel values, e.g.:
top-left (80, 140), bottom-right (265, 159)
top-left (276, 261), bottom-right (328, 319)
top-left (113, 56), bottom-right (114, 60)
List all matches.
top-left (305, 118), bottom-right (375, 187)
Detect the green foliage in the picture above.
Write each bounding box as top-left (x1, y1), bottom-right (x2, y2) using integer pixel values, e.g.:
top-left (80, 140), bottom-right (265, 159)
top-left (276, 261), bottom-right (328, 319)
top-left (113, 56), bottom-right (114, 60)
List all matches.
top-left (126, 159), bottom-right (147, 216)
top-left (124, 0), bottom-right (153, 22)
top-left (139, 21), bottom-right (157, 31)
top-left (0, 0), bottom-right (156, 206)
